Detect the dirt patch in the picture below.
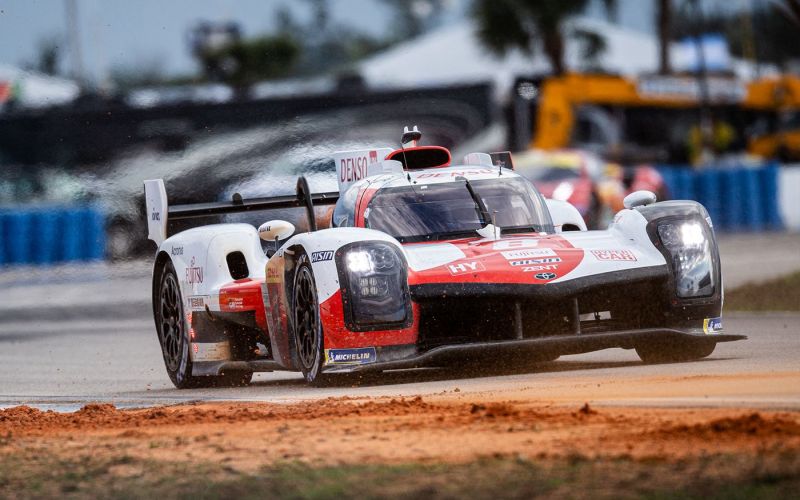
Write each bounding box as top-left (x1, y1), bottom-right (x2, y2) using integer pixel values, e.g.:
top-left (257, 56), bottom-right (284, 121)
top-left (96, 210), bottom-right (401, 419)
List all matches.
top-left (656, 412), bottom-right (800, 439)
top-left (2, 398), bottom-right (798, 467)
top-left (1, 397), bottom-right (799, 498)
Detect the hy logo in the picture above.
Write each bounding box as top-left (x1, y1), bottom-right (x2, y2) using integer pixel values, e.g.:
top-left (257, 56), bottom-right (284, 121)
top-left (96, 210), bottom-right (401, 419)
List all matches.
top-left (448, 261), bottom-right (485, 275)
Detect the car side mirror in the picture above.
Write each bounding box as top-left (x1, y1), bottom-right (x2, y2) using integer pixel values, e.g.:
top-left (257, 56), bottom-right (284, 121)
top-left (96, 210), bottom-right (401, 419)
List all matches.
top-left (259, 220), bottom-right (295, 242)
top-left (258, 220), bottom-right (295, 256)
top-left (623, 190), bottom-right (657, 209)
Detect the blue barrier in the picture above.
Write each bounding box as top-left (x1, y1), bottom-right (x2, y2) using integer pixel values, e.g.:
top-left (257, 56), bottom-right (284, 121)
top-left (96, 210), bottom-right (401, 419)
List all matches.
top-left (0, 205), bottom-right (106, 266)
top-left (762, 163), bottom-right (783, 229)
top-left (0, 214), bottom-right (4, 265)
top-left (658, 165), bottom-right (784, 231)
top-left (5, 211), bottom-right (33, 264)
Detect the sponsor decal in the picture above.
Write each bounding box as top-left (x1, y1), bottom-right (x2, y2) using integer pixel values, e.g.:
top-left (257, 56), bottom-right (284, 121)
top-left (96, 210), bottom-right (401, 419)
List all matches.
top-left (171, 246), bottom-right (183, 256)
top-left (325, 347), bottom-right (377, 365)
top-left (185, 257), bottom-right (204, 284)
top-left (187, 296), bottom-right (208, 311)
top-left (190, 341), bottom-right (231, 362)
top-left (703, 317), bottom-right (723, 334)
top-left (266, 266), bottom-right (281, 284)
top-left (151, 209), bottom-right (160, 221)
top-left (510, 257), bottom-right (561, 266)
top-left (522, 265), bottom-right (558, 272)
top-left (448, 261), bottom-right (485, 275)
top-left (493, 239), bottom-right (540, 250)
top-left (416, 169), bottom-right (495, 179)
top-left (591, 249), bottom-right (637, 262)
top-left (311, 250), bottom-right (334, 263)
top-left (339, 151), bottom-right (381, 183)
top-left (534, 272), bottom-right (557, 280)
top-left (501, 248), bottom-right (557, 260)
top-left (226, 297), bottom-right (244, 310)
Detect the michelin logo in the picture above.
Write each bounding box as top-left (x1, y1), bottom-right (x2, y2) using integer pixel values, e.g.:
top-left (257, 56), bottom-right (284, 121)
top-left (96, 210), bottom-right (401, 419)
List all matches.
top-left (703, 317), bottom-right (723, 334)
top-left (325, 347), bottom-right (377, 365)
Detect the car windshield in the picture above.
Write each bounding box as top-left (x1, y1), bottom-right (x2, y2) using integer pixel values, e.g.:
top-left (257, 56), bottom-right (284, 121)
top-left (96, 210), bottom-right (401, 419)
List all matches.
top-left (521, 166), bottom-right (581, 183)
top-left (364, 177), bottom-right (554, 242)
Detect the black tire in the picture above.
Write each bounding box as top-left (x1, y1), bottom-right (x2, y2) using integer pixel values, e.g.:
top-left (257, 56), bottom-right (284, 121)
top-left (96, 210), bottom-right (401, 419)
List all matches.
top-left (155, 261), bottom-right (253, 388)
top-left (292, 255), bottom-right (327, 386)
top-left (635, 340), bottom-right (715, 364)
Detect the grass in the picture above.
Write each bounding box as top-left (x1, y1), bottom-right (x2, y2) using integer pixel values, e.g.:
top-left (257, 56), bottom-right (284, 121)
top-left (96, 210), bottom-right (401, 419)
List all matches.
top-left (725, 271), bottom-right (800, 312)
top-left (0, 452), bottom-right (798, 499)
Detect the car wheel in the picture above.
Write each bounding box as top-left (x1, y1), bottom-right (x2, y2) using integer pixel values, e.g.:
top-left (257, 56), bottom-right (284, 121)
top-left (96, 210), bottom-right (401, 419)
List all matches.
top-left (156, 261), bottom-right (253, 388)
top-left (292, 255), bottom-right (327, 386)
top-left (635, 340), bottom-right (715, 363)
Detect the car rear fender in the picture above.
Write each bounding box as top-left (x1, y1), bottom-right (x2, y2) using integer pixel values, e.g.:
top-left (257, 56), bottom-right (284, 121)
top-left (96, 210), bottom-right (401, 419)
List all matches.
top-left (156, 223), bottom-right (266, 313)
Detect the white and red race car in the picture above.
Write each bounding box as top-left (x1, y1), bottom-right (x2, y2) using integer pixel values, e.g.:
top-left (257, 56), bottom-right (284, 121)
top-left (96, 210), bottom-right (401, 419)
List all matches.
top-left (144, 128), bottom-right (744, 388)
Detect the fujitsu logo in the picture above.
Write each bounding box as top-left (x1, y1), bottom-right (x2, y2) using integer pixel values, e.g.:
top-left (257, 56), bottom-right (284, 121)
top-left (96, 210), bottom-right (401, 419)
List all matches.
top-left (186, 257), bottom-right (204, 284)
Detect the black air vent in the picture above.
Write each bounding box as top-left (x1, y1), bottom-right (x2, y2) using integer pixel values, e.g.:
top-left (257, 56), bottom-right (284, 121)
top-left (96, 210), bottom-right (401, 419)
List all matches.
top-left (226, 251), bottom-right (249, 280)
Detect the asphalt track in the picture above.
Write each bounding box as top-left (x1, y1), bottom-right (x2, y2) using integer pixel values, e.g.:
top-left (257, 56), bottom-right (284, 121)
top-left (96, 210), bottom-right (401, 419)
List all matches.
top-left (0, 233), bottom-right (798, 411)
top-left (0, 312), bottom-right (797, 411)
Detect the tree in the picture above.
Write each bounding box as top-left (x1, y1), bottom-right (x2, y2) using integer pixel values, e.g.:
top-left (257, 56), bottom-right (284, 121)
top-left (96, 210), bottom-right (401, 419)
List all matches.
top-left (672, 3), bottom-right (800, 70)
top-left (200, 35), bottom-right (300, 86)
top-left (25, 37), bottom-right (61, 76)
top-left (472, 0), bottom-right (615, 76)
top-left (380, 0), bottom-right (447, 40)
top-left (656, 0), bottom-right (672, 74)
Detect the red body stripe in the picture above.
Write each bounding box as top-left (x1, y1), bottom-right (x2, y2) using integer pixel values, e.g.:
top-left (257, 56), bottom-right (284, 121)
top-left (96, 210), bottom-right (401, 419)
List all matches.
top-left (319, 290), bottom-right (419, 349)
top-left (219, 278), bottom-right (268, 331)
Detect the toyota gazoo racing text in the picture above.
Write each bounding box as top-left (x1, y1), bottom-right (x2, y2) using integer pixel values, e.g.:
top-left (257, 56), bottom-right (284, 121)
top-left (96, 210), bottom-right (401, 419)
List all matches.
top-left (143, 127), bottom-right (744, 388)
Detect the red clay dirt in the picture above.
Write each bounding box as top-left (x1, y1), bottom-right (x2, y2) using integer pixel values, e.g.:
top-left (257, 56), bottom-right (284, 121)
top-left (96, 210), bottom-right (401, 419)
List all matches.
top-left (1, 396), bottom-right (798, 471)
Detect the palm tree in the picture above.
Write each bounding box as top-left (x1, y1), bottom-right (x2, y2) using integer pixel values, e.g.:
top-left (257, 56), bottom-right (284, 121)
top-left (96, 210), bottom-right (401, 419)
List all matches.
top-left (472, 0), bottom-right (615, 76)
top-left (657, 0), bottom-right (672, 74)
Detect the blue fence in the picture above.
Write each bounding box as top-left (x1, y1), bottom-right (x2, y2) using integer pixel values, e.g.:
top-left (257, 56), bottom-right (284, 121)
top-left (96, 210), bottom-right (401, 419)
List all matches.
top-left (658, 164), bottom-right (783, 231)
top-left (0, 206), bottom-right (106, 266)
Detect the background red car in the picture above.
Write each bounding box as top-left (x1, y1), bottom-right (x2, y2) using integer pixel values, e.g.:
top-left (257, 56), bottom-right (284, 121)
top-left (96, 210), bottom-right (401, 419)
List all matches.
top-left (513, 149), bottom-right (667, 229)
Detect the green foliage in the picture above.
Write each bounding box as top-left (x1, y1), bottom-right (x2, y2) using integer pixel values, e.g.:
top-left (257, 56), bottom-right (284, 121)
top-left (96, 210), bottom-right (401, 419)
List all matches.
top-left (671, 4), bottom-right (800, 69)
top-left (201, 34), bottom-right (300, 86)
top-left (471, 0), bottom-right (615, 75)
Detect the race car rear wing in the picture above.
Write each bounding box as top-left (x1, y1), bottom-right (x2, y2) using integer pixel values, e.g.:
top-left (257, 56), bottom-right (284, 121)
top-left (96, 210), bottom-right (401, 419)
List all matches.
top-left (144, 177), bottom-right (338, 246)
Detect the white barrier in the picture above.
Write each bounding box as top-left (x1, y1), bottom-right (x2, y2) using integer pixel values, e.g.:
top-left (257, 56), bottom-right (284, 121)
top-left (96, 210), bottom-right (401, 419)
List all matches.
top-left (779, 166), bottom-right (800, 231)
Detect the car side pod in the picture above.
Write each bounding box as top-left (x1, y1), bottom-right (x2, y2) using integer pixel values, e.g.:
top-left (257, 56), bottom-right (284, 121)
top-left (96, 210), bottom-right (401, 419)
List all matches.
top-left (623, 190), bottom-right (657, 209)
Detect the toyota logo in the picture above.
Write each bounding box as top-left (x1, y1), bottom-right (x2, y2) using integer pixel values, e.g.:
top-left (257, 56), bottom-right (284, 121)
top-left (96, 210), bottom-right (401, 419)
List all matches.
top-left (535, 272), bottom-right (557, 280)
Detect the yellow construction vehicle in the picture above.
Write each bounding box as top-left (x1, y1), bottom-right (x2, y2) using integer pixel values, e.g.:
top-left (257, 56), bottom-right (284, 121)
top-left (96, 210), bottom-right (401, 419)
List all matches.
top-left (524, 73), bottom-right (800, 162)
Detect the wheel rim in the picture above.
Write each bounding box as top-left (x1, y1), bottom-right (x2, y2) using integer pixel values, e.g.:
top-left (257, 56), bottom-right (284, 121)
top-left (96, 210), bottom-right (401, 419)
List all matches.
top-left (294, 266), bottom-right (319, 370)
top-left (159, 272), bottom-right (183, 372)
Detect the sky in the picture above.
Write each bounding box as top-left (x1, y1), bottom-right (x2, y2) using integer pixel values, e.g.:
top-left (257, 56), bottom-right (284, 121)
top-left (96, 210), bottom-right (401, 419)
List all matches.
top-left (0, 0), bottom-right (741, 84)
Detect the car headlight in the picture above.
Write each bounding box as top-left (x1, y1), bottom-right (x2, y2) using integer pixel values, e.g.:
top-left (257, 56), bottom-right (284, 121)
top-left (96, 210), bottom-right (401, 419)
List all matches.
top-left (337, 242), bottom-right (411, 331)
top-left (657, 219), bottom-right (715, 298)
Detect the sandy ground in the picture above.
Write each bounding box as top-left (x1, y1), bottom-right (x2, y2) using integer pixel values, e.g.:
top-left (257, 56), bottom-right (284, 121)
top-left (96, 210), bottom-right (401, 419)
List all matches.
top-left (1, 397), bottom-right (799, 474)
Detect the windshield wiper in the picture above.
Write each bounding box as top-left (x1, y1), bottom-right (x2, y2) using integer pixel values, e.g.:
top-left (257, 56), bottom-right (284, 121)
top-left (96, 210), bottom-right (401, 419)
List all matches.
top-left (455, 176), bottom-right (491, 225)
